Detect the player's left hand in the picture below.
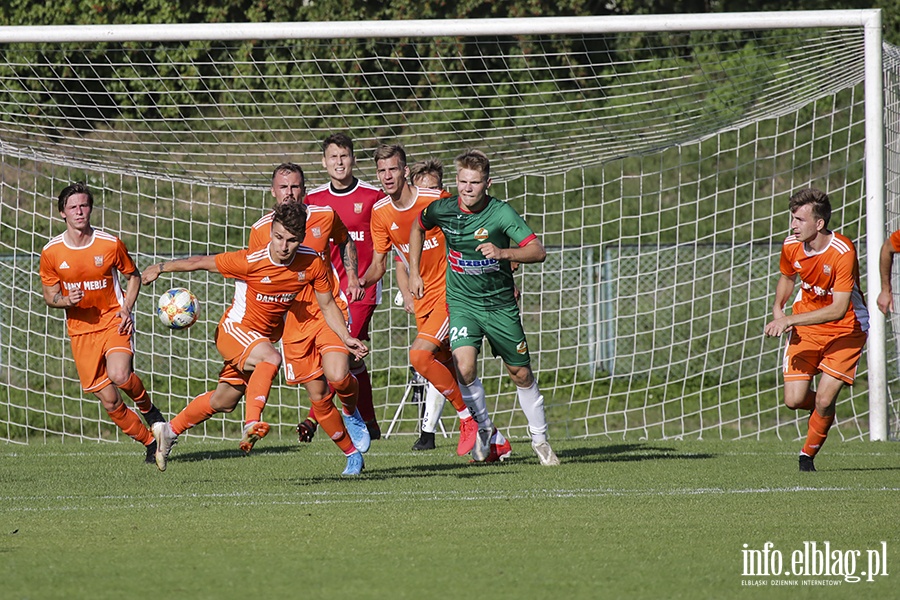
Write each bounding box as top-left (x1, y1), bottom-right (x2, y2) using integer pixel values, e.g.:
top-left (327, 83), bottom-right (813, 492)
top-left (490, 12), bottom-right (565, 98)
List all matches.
top-left (117, 308), bottom-right (135, 335)
top-left (345, 337), bottom-right (369, 360)
top-left (142, 263), bottom-right (162, 284)
top-left (346, 280), bottom-right (365, 302)
top-left (764, 317), bottom-right (792, 337)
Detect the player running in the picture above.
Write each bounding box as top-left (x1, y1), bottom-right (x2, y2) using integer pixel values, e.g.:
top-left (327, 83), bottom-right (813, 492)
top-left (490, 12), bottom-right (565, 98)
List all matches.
top-left (408, 149), bottom-right (560, 466)
top-left (358, 145), bottom-right (480, 457)
top-left (39, 182), bottom-right (165, 464)
top-left (143, 201), bottom-right (368, 473)
top-left (248, 163), bottom-right (370, 471)
top-left (764, 188), bottom-right (868, 472)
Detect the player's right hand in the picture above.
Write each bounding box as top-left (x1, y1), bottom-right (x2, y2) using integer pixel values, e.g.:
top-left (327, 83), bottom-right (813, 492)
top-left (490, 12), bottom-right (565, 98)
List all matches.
top-left (408, 273), bottom-right (424, 300)
top-left (141, 263), bottom-right (162, 284)
top-left (877, 288), bottom-right (893, 315)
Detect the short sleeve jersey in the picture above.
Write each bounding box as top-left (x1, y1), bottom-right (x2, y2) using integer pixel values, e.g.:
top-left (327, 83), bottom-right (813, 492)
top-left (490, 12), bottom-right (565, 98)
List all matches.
top-left (305, 177), bottom-right (384, 306)
top-left (889, 228), bottom-right (900, 252)
top-left (39, 229), bottom-right (137, 336)
top-left (419, 195), bottom-right (537, 311)
top-left (215, 246), bottom-right (331, 337)
top-left (779, 231), bottom-right (869, 335)
top-left (371, 187), bottom-right (447, 314)
top-left (247, 206), bottom-right (348, 342)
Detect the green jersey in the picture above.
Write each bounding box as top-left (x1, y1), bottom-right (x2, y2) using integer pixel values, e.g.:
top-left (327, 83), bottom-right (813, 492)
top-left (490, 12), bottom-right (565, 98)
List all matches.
top-left (419, 194), bottom-right (537, 311)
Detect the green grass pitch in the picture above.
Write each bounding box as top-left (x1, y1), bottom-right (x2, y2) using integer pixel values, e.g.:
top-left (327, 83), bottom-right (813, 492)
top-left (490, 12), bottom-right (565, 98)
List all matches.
top-left (1, 437), bottom-right (898, 599)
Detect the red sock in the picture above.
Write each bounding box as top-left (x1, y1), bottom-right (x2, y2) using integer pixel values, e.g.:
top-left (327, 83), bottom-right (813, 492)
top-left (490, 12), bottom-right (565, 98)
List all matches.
top-left (107, 402), bottom-right (152, 445)
top-left (244, 361), bottom-right (279, 424)
top-left (352, 364), bottom-right (376, 424)
top-left (797, 389), bottom-right (816, 411)
top-left (330, 372), bottom-right (358, 414)
top-left (409, 348), bottom-right (466, 412)
top-left (311, 395), bottom-right (355, 455)
top-left (170, 391), bottom-right (216, 435)
top-left (118, 372), bottom-right (153, 413)
top-left (801, 410), bottom-right (835, 457)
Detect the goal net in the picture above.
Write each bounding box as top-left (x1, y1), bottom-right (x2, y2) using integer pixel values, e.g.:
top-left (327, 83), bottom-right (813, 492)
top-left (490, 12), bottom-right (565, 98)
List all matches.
top-left (1, 12), bottom-right (897, 445)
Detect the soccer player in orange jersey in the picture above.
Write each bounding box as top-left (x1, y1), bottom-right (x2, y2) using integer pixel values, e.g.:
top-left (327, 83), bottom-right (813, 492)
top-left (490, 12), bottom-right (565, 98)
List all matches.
top-left (248, 163), bottom-right (371, 457)
top-left (306, 133), bottom-right (384, 439)
top-left (764, 188), bottom-right (869, 472)
top-left (876, 228), bottom-right (900, 314)
top-left (359, 145), bottom-right (479, 458)
top-left (39, 182), bottom-right (165, 464)
top-left (143, 202), bottom-right (369, 475)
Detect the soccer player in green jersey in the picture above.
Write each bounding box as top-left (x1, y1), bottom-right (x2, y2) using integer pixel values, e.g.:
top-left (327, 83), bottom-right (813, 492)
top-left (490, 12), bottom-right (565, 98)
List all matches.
top-left (408, 149), bottom-right (560, 466)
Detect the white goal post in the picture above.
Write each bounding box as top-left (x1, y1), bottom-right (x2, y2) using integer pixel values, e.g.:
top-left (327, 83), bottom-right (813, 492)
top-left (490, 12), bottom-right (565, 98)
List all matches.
top-left (0, 10), bottom-right (896, 445)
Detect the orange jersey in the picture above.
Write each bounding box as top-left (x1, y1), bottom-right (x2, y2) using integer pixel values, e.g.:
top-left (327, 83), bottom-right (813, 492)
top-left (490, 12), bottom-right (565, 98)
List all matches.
top-left (39, 230), bottom-right (138, 336)
top-left (889, 228), bottom-right (900, 252)
top-left (247, 206), bottom-right (348, 342)
top-left (779, 231), bottom-right (869, 335)
top-left (370, 187), bottom-right (447, 314)
top-left (215, 246), bottom-right (331, 337)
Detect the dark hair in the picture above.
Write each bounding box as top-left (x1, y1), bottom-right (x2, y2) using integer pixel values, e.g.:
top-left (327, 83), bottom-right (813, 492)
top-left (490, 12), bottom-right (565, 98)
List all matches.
top-left (272, 200), bottom-right (308, 239)
top-left (789, 188), bottom-right (832, 228)
top-left (455, 149), bottom-right (490, 179)
top-left (57, 182), bottom-right (93, 213)
top-left (409, 159), bottom-right (444, 188)
top-left (271, 162), bottom-right (305, 186)
top-left (322, 133), bottom-right (354, 156)
top-left (374, 144), bottom-right (407, 168)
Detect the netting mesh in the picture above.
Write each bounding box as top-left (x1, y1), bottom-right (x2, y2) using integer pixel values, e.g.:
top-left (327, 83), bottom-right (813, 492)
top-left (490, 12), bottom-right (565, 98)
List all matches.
top-left (0, 21), bottom-right (896, 444)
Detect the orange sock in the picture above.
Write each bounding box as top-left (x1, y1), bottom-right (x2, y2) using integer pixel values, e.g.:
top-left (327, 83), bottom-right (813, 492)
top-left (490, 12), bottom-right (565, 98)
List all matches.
top-left (244, 361), bottom-right (279, 423)
top-left (170, 391), bottom-right (216, 435)
top-left (330, 372), bottom-right (358, 414)
top-left (409, 348), bottom-right (467, 412)
top-left (107, 402), bottom-right (152, 445)
top-left (801, 410), bottom-right (835, 457)
top-left (311, 394), bottom-right (355, 454)
top-left (118, 372), bottom-right (153, 413)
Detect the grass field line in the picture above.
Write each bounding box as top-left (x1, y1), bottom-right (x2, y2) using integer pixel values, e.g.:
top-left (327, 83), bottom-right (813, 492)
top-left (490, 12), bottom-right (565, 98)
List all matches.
top-left (2, 484), bottom-right (899, 513)
top-left (2, 447), bottom-right (898, 459)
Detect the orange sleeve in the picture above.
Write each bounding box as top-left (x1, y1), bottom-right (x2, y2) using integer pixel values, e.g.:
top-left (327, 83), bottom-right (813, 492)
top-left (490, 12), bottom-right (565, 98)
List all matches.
top-left (330, 211), bottom-right (349, 246)
top-left (779, 241), bottom-right (796, 277)
top-left (890, 229), bottom-right (900, 253)
top-left (248, 223), bottom-right (269, 252)
top-left (370, 208), bottom-right (393, 255)
top-left (214, 250), bottom-right (249, 279)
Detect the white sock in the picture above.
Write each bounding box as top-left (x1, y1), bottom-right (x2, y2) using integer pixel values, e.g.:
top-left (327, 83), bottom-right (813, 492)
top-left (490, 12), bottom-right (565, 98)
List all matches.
top-left (516, 380), bottom-right (548, 444)
top-left (421, 383), bottom-right (445, 433)
top-left (460, 377), bottom-right (494, 431)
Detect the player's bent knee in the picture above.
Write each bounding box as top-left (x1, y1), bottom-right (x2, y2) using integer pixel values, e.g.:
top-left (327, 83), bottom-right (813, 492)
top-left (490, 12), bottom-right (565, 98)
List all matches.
top-left (409, 348), bottom-right (435, 374)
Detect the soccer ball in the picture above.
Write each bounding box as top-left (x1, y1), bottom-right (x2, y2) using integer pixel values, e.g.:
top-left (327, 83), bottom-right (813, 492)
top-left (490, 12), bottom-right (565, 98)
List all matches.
top-left (156, 287), bottom-right (200, 330)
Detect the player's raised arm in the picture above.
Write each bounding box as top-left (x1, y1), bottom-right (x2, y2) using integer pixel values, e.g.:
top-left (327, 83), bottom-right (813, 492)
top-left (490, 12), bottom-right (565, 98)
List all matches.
top-left (407, 216), bottom-right (426, 300)
top-left (142, 255), bottom-right (220, 284)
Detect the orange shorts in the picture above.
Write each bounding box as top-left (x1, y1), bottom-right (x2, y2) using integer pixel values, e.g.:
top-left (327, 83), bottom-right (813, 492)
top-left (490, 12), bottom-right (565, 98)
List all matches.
top-left (782, 327), bottom-right (867, 385)
top-left (414, 303), bottom-right (452, 362)
top-left (214, 318), bottom-right (270, 385)
top-left (70, 327), bottom-right (134, 392)
top-left (281, 316), bottom-right (349, 385)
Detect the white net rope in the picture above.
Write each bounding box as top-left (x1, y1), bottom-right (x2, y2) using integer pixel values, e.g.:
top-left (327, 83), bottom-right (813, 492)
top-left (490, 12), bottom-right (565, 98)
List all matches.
top-left (0, 24), bottom-right (895, 443)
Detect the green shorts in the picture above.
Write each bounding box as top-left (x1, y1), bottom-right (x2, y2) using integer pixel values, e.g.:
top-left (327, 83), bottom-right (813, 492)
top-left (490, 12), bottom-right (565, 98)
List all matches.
top-left (448, 303), bottom-right (532, 367)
